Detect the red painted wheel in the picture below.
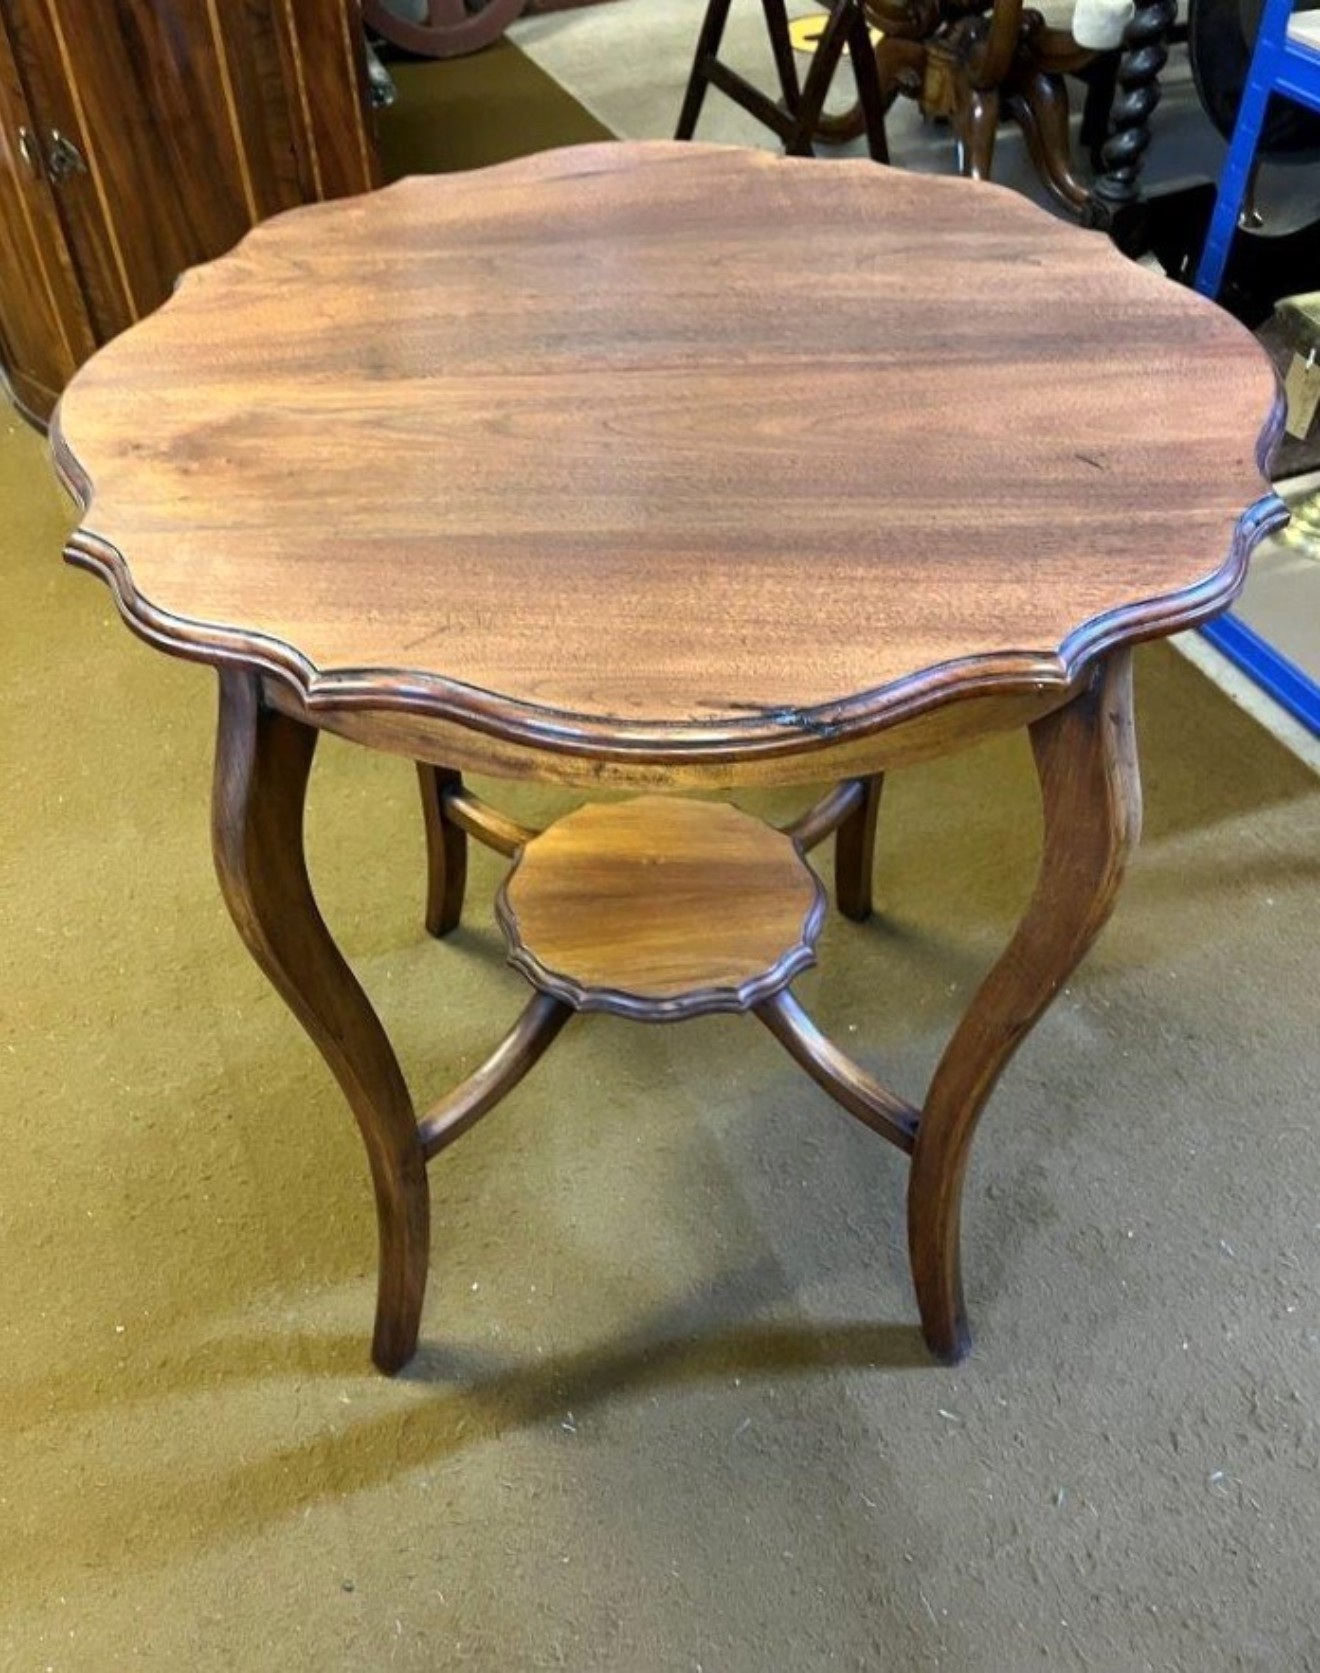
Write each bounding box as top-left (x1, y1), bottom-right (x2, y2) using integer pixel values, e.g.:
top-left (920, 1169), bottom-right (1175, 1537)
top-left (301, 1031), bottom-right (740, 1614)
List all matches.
top-left (362, 0), bottom-right (526, 59)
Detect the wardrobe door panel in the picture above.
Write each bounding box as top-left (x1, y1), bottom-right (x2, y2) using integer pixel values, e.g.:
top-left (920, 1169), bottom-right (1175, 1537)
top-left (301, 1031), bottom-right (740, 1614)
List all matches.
top-left (275, 0), bottom-right (377, 199)
top-left (0, 9), bottom-right (93, 420)
top-left (2, 0), bottom-right (132, 341)
top-left (0, 0), bottom-right (378, 420)
top-left (217, 0), bottom-right (309, 219)
top-left (45, 0), bottom-right (255, 316)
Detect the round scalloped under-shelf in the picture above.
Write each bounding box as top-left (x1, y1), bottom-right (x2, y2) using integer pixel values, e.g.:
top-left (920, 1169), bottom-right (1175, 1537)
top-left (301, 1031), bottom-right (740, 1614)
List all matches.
top-left (497, 796), bottom-right (826, 1020)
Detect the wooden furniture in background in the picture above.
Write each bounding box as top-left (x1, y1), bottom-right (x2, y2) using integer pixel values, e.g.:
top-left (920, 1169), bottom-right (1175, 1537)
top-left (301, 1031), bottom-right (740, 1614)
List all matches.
top-left (676, 0), bottom-right (1111, 214)
top-left (361, 0), bottom-right (616, 59)
top-left (857, 0), bottom-right (1109, 216)
top-left (54, 143), bottom-right (1282, 1375)
top-left (673, 0), bottom-right (1199, 251)
top-left (0, 0), bottom-right (378, 425)
top-left (676, 0), bottom-right (891, 160)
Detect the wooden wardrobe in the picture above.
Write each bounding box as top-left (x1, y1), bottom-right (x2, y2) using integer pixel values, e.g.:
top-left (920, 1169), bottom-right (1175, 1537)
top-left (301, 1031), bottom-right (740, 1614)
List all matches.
top-left (0, 0), bottom-right (379, 424)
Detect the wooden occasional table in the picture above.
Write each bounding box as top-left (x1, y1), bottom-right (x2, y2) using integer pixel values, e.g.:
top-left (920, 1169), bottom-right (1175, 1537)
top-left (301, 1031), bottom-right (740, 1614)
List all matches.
top-left (53, 142), bottom-right (1282, 1375)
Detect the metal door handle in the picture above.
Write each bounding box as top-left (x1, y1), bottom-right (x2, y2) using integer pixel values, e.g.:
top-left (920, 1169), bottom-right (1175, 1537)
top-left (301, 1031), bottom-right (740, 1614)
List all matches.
top-left (46, 129), bottom-right (86, 184)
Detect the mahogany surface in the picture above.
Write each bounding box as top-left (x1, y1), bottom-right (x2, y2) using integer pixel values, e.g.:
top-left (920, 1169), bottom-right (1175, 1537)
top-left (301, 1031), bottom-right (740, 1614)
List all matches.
top-left (53, 141), bottom-right (1284, 1375)
top-left (55, 142), bottom-right (1281, 770)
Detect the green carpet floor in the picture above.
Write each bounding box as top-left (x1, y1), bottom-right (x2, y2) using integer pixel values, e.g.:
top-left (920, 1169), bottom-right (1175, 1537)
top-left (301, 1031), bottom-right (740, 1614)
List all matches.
top-left (377, 39), bottom-right (611, 178)
top-left (2, 35), bottom-right (1319, 1673)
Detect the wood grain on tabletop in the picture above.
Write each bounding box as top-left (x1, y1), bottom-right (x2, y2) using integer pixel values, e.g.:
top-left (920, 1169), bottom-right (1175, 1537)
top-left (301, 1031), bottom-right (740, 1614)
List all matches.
top-left (55, 141), bottom-right (1282, 758)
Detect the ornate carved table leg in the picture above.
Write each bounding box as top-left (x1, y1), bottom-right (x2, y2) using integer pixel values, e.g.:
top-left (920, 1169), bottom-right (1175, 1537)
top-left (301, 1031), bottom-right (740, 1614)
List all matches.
top-left (956, 83), bottom-right (1003, 182)
top-left (212, 671), bottom-right (430, 1373)
top-left (907, 650), bottom-right (1142, 1361)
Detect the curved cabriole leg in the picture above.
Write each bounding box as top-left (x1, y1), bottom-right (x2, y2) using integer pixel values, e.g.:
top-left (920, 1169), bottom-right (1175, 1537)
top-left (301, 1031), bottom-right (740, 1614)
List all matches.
top-left (212, 672), bottom-right (430, 1374)
top-left (835, 773), bottom-right (883, 922)
top-left (1010, 68), bottom-right (1092, 219)
top-left (417, 764), bottom-right (467, 938)
top-left (908, 650), bottom-right (1141, 1363)
top-left (958, 86), bottom-right (1001, 181)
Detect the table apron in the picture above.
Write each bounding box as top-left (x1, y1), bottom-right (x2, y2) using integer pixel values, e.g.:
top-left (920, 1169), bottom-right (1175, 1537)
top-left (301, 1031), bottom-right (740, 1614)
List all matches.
top-left (258, 677), bottom-right (1083, 791)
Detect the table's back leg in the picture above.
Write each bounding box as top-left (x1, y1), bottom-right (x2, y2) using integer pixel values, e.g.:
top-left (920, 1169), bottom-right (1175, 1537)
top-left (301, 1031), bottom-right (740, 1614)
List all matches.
top-left (212, 671), bottom-right (430, 1373)
top-left (417, 764), bottom-right (468, 938)
top-left (908, 649), bottom-right (1141, 1361)
top-left (835, 773), bottom-right (883, 922)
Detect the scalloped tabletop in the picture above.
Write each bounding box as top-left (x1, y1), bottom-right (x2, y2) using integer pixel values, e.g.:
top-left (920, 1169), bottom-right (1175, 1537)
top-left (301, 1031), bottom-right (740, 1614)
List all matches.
top-left (55, 141), bottom-right (1281, 759)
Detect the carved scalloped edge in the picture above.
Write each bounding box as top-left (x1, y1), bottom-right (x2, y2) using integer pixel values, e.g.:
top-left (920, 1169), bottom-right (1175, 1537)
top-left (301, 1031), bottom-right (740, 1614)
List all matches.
top-left (56, 472), bottom-right (1288, 766)
top-left (493, 863), bottom-right (828, 1024)
top-left (50, 144), bottom-right (1290, 770)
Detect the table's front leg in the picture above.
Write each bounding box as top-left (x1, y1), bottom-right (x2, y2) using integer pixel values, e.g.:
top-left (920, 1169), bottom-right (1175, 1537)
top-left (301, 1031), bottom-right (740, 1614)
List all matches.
top-left (211, 671), bottom-right (430, 1373)
top-left (909, 648), bottom-right (1141, 1361)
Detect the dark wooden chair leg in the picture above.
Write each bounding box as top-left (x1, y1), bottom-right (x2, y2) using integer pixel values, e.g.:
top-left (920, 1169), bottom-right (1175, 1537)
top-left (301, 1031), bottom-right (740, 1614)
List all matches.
top-left (762, 0), bottom-right (805, 112)
top-left (417, 763), bottom-right (467, 938)
top-left (958, 84), bottom-right (1001, 180)
top-left (784, 0), bottom-right (858, 154)
top-left (835, 773), bottom-right (883, 922)
top-left (212, 671), bottom-right (430, 1374)
top-left (848, 0), bottom-right (891, 162)
top-left (675, 0), bottom-right (734, 138)
top-left (907, 649), bottom-right (1141, 1362)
